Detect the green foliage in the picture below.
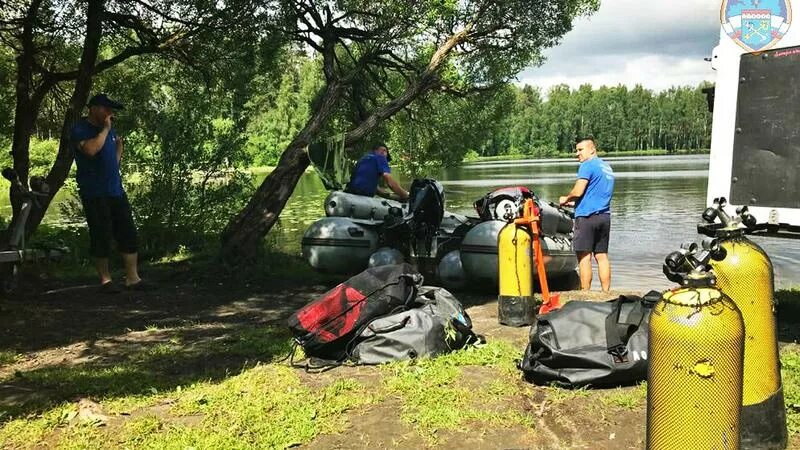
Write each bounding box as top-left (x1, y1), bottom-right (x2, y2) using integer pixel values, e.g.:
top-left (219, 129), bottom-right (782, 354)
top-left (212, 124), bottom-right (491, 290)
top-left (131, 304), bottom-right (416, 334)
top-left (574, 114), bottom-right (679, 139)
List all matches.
top-left (479, 82), bottom-right (713, 157)
top-left (0, 138), bottom-right (57, 177)
top-left (777, 287), bottom-right (800, 320)
top-left (386, 87), bottom-right (517, 177)
top-left (0, 351), bottom-right (20, 366)
top-left (462, 149), bottom-right (480, 162)
top-left (781, 347), bottom-right (800, 435)
top-left (87, 56), bottom-right (260, 254)
top-left (28, 139), bottom-right (58, 177)
top-left (245, 53), bottom-right (323, 167)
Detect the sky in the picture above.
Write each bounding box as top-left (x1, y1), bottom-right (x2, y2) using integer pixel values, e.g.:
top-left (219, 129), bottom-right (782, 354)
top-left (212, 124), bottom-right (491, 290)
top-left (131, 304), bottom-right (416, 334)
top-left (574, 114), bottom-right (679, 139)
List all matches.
top-left (516, 0), bottom-right (723, 93)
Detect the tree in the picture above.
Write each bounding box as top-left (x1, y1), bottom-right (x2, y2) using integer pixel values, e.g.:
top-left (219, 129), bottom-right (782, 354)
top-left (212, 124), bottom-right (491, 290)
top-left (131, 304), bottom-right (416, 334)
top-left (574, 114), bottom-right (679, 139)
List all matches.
top-left (0, 0), bottom-right (267, 240)
top-left (219, 0), bottom-right (599, 262)
top-left (387, 86), bottom-right (516, 176)
top-left (244, 53), bottom-right (323, 167)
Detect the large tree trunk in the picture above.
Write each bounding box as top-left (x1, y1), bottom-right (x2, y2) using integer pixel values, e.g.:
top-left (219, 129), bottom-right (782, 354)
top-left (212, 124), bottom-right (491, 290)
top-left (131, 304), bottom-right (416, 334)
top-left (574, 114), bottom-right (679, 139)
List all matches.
top-left (22, 0), bottom-right (105, 235)
top-left (219, 81), bottom-right (342, 262)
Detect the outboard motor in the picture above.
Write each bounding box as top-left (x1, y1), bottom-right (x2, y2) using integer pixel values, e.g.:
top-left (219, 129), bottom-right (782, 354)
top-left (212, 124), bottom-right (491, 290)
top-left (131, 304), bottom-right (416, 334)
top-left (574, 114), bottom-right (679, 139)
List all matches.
top-left (383, 179), bottom-right (446, 265)
top-left (406, 178), bottom-right (445, 247)
top-left (473, 186), bottom-right (533, 221)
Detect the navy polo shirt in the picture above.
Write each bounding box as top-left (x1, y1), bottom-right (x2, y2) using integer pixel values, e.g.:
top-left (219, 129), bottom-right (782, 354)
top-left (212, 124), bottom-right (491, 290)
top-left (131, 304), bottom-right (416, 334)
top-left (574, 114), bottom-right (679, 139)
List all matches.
top-left (70, 118), bottom-right (124, 199)
top-left (347, 153), bottom-right (391, 196)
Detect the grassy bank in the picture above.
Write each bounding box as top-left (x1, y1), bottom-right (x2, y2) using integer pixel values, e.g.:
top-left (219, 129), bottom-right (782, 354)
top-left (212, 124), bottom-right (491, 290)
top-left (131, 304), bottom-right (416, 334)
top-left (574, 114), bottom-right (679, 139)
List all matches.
top-left (1, 283), bottom-right (799, 448)
top-left (466, 148), bottom-right (710, 163)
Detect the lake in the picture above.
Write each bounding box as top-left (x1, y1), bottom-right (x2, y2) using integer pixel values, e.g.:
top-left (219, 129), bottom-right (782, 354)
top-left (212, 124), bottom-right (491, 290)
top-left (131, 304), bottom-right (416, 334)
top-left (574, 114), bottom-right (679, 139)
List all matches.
top-left (6, 154), bottom-right (800, 292)
top-left (277, 154), bottom-right (800, 292)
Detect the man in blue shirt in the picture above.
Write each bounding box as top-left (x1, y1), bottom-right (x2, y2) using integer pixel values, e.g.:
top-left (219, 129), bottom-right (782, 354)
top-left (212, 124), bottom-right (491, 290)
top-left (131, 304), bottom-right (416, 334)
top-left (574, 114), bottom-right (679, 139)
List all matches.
top-left (559, 137), bottom-right (615, 291)
top-left (345, 144), bottom-right (409, 201)
top-left (71, 93), bottom-right (151, 292)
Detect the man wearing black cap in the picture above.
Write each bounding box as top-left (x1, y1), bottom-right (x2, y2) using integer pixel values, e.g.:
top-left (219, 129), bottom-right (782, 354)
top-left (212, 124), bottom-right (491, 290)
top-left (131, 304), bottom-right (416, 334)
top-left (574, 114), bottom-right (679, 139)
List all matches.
top-left (70, 93), bottom-right (151, 292)
top-left (345, 144), bottom-right (409, 201)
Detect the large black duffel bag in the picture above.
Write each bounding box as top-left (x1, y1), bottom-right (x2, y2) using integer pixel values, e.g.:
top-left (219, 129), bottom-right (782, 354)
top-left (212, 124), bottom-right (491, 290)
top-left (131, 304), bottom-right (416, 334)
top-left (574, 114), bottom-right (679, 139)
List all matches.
top-left (519, 291), bottom-right (661, 388)
top-left (288, 263), bottom-right (422, 362)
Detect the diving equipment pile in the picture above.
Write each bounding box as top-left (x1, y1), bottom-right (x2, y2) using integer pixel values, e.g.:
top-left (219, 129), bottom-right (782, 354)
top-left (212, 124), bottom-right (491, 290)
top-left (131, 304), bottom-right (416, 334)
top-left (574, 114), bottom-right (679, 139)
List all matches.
top-left (302, 182), bottom-right (577, 290)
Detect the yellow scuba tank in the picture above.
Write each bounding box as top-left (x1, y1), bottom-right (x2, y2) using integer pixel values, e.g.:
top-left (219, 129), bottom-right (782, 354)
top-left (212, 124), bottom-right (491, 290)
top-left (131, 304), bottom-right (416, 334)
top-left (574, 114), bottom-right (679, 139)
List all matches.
top-left (701, 199), bottom-right (787, 449)
top-left (497, 223), bottom-right (534, 326)
top-left (648, 245), bottom-right (745, 450)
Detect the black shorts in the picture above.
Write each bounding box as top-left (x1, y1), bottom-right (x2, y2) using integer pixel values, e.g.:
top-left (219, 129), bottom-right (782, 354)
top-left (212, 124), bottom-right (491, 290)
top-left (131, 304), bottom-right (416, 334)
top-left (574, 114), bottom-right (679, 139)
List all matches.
top-left (573, 213), bottom-right (611, 254)
top-left (81, 195), bottom-right (138, 257)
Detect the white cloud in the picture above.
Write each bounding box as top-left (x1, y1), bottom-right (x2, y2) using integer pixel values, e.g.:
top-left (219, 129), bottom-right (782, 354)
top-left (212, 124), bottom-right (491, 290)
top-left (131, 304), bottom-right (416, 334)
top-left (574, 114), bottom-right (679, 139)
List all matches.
top-left (518, 54), bottom-right (715, 93)
top-left (516, 0), bottom-right (723, 92)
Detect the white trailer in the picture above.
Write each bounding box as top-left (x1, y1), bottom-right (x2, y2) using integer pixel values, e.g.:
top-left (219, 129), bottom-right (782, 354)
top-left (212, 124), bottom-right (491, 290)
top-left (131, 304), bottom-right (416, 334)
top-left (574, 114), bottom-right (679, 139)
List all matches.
top-left (707, 1), bottom-right (800, 237)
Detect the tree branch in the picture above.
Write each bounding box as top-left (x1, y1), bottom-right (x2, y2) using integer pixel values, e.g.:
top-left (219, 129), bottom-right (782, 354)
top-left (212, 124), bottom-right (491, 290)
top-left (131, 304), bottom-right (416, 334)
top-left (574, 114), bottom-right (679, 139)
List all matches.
top-left (43, 42), bottom-right (164, 82)
top-left (129, 0), bottom-right (216, 29)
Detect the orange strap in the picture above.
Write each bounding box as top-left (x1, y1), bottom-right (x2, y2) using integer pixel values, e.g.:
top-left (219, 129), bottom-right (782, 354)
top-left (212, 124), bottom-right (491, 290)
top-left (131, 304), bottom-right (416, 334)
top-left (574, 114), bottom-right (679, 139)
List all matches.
top-left (515, 198), bottom-right (561, 314)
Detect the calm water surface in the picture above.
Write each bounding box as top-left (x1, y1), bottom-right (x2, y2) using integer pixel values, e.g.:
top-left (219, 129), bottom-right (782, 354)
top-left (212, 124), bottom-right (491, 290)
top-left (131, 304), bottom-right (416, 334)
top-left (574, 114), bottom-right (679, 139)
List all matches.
top-left (278, 154), bottom-right (800, 292)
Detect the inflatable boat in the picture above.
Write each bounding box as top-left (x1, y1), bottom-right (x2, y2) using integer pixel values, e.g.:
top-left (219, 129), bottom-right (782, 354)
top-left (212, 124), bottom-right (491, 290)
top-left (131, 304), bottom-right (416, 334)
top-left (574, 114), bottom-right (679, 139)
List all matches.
top-left (301, 180), bottom-right (578, 290)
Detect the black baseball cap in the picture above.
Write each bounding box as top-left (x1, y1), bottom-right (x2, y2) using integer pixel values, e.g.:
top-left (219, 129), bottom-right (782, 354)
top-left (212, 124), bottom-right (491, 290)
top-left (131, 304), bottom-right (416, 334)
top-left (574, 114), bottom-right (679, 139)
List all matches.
top-left (87, 93), bottom-right (125, 110)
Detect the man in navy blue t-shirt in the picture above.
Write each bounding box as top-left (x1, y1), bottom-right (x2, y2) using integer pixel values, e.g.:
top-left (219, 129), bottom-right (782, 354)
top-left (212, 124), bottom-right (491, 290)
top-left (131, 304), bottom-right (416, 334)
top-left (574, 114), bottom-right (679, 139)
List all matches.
top-left (345, 144), bottom-right (409, 201)
top-left (559, 137), bottom-right (615, 291)
top-left (70, 93), bottom-right (152, 293)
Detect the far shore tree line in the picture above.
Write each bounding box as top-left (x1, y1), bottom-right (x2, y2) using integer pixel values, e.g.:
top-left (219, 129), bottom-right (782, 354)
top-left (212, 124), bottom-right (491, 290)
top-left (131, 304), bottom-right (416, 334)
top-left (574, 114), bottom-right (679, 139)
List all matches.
top-left (0, 0), bottom-right (712, 263)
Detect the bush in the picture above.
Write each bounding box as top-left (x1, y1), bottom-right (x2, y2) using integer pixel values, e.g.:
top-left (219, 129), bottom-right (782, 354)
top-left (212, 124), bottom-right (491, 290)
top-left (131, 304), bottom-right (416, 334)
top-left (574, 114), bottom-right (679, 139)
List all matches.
top-left (28, 138), bottom-right (59, 176)
top-left (462, 149), bottom-right (480, 162)
top-left (123, 100), bottom-right (254, 257)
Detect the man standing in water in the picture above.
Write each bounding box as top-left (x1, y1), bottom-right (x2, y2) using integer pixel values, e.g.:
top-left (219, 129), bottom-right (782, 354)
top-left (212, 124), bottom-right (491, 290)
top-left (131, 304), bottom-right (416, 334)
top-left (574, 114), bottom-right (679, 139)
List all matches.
top-left (71, 93), bottom-right (152, 293)
top-left (559, 137), bottom-right (615, 291)
top-left (345, 144), bottom-right (409, 201)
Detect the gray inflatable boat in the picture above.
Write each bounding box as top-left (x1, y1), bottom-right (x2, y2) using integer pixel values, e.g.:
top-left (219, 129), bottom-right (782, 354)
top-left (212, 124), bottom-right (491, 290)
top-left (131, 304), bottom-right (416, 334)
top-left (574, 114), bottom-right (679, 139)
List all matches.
top-left (302, 181), bottom-right (578, 290)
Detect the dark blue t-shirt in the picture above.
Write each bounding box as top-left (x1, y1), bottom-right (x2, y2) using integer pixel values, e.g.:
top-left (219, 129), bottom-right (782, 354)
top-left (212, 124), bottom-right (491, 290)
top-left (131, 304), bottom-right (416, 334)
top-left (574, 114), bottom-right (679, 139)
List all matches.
top-left (347, 153), bottom-right (391, 196)
top-left (70, 118), bottom-right (124, 198)
top-left (575, 156), bottom-right (615, 217)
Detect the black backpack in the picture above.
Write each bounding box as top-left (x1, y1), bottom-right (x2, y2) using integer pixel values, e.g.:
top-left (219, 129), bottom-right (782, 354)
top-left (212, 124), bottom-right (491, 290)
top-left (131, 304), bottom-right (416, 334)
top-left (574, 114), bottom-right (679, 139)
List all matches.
top-left (518, 291), bottom-right (661, 388)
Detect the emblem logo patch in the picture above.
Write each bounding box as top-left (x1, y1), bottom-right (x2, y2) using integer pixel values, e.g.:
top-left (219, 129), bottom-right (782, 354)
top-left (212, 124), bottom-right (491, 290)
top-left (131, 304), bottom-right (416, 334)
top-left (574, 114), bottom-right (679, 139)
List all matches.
top-left (721, 0), bottom-right (792, 52)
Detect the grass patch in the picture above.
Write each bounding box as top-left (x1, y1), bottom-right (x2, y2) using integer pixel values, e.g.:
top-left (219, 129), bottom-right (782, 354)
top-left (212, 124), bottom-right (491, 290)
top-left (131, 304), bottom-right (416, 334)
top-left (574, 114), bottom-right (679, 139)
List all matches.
top-left (1, 331), bottom-right (369, 448)
top-left (130, 366), bottom-right (375, 449)
top-left (0, 403), bottom-right (77, 448)
top-left (781, 347), bottom-right (800, 435)
top-left (1, 325), bottom-right (294, 419)
top-left (599, 383), bottom-right (647, 410)
top-left (542, 385), bottom-right (592, 404)
top-left (0, 351), bottom-right (21, 366)
top-left (380, 341), bottom-right (533, 443)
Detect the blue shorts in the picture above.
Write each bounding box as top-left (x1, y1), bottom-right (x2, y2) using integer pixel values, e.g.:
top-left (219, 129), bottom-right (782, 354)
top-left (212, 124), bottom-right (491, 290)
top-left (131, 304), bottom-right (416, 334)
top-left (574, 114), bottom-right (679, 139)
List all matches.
top-left (573, 213), bottom-right (610, 254)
